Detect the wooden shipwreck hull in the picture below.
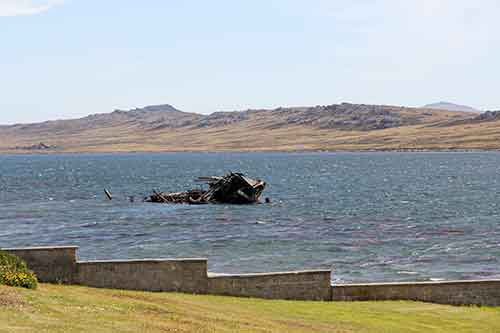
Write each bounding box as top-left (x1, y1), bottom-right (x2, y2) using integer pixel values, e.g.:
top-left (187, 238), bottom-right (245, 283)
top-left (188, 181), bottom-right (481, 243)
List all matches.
top-left (146, 172), bottom-right (266, 205)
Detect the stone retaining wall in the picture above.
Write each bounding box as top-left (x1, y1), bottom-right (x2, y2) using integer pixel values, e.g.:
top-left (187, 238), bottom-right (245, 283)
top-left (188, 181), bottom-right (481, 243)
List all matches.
top-left (3, 245), bottom-right (500, 305)
top-left (76, 259), bottom-right (208, 293)
top-left (3, 246), bottom-right (77, 283)
top-left (1, 246), bottom-right (329, 300)
top-left (208, 270), bottom-right (332, 300)
top-left (331, 280), bottom-right (500, 306)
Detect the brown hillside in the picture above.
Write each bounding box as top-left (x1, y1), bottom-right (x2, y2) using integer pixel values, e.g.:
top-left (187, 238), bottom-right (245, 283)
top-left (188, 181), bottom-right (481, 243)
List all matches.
top-left (2, 103), bottom-right (495, 153)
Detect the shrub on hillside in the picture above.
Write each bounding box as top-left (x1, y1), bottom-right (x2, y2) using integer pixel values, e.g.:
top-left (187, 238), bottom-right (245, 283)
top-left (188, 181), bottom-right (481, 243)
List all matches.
top-left (0, 251), bottom-right (38, 289)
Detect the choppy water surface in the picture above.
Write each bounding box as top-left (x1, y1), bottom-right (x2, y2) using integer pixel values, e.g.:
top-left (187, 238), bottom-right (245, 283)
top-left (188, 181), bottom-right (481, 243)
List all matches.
top-left (1, 152), bottom-right (499, 283)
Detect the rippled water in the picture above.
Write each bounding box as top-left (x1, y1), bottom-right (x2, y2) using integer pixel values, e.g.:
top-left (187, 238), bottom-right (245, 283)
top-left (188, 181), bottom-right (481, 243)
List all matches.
top-left (1, 152), bottom-right (499, 283)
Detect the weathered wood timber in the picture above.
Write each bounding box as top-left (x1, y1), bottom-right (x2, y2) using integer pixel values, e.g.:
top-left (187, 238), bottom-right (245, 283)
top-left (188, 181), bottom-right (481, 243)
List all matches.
top-left (146, 172), bottom-right (266, 204)
top-left (104, 189), bottom-right (113, 201)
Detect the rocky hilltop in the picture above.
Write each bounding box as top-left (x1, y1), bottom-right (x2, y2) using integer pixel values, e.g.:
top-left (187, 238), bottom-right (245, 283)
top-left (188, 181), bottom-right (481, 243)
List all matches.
top-left (2, 102), bottom-right (499, 152)
top-left (196, 103), bottom-right (435, 131)
top-left (7, 104), bottom-right (202, 134)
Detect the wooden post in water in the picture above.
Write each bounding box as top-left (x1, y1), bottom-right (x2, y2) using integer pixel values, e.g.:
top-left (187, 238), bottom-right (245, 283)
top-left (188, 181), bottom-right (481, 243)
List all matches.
top-left (104, 189), bottom-right (113, 200)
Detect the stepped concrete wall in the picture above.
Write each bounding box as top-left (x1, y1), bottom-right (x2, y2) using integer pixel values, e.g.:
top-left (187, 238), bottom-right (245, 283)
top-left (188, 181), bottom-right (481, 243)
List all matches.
top-left (208, 270), bottom-right (332, 300)
top-left (331, 280), bottom-right (500, 306)
top-left (1, 246), bottom-right (328, 300)
top-left (3, 245), bottom-right (500, 305)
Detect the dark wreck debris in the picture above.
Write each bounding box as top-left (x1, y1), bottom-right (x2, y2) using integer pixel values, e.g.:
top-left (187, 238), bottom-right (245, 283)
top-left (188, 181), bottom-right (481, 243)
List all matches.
top-left (14, 142), bottom-right (57, 150)
top-left (146, 172), bottom-right (266, 205)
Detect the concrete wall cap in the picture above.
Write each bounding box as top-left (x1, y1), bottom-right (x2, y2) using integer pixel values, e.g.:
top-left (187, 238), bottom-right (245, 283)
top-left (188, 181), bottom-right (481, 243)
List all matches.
top-left (208, 269), bottom-right (331, 278)
top-left (78, 258), bottom-right (207, 264)
top-left (333, 279), bottom-right (500, 287)
top-left (1, 245), bottom-right (79, 251)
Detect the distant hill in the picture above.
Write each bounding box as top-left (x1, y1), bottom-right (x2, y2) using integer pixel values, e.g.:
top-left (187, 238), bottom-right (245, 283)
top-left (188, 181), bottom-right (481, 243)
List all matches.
top-left (2, 103), bottom-right (471, 131)
top-left (4, 102), bottom-right (500, 152)
top-left (4, 104), bottom-right (203, 135)
top-left (434, 109), bottom-right (500, 128)
top-left (423, 102), bottom-right (480, 113)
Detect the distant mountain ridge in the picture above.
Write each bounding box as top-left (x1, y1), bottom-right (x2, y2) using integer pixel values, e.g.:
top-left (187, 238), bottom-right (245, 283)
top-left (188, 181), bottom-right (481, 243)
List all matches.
top-left (423, 102), bottom-right (480, 113)
top-left (2, 102), bottom-right (497, 152)
top-left (7, 104), bottom-right (203, 134)
top-left (2, 102), bottom-right (473, 132)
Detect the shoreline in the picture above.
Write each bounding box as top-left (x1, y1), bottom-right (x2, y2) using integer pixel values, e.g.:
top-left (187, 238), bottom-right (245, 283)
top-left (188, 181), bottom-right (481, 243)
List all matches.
top-left (2, 147), bottom-right (500, 155)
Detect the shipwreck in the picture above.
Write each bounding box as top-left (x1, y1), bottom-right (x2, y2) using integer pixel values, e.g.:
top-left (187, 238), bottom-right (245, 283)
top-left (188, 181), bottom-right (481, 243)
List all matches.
top-left (145, 172), bottom-right (266, 205)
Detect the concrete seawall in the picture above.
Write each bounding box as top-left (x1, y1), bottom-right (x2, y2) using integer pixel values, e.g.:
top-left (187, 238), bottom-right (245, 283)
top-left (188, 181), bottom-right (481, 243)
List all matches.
top-left (3, 245), bottom-right (500, 305)
top-left (2, 246), bottom-right (330, 301)
top-left (332, 280), bottom-right (500, 306)
top-left (2, 246), bottom-right (77, 283)
top-left (77, 259), bottom-right (208, 293)
top-left (208, 270), bottom-right (332, 301)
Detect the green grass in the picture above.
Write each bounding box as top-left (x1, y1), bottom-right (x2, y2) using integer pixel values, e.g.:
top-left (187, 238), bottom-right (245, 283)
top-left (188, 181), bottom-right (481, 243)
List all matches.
top-left (1, 284), bottom-right (499, 332)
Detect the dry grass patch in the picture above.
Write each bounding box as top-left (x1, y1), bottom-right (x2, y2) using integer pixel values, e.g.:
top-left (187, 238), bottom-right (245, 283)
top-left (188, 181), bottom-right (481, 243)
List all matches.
top-left (0, 286), bottom-right (28, 308)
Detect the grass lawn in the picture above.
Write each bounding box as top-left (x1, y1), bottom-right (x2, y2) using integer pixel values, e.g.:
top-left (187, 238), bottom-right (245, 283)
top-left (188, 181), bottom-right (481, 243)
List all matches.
top-left (1, 284), bottom-right (499, 333)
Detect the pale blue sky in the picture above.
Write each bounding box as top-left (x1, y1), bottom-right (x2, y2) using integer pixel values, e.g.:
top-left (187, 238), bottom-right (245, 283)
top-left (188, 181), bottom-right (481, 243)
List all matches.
top-left (1, 0), bottom-right (500, 124)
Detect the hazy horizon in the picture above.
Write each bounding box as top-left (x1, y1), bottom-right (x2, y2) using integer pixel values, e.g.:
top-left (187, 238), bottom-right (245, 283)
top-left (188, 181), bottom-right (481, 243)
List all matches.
top-left (2, 0), bottom-right (499, 124)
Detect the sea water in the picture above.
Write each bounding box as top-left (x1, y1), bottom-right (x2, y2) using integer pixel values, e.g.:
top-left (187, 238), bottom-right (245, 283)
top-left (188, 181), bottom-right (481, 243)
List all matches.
top-left (0, 152), bottom-right (499, 283)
